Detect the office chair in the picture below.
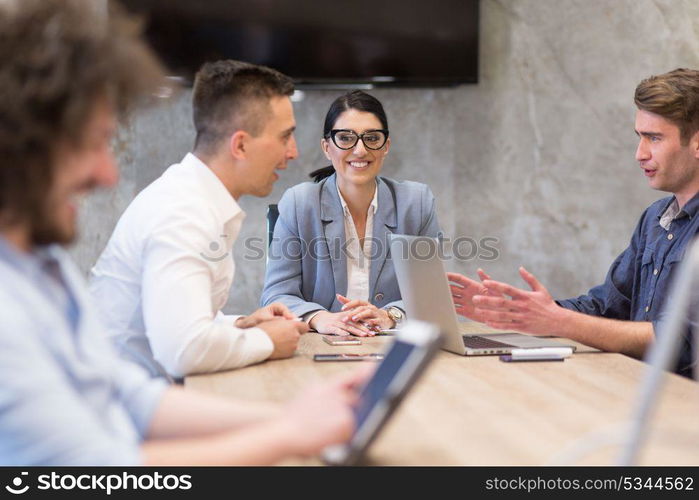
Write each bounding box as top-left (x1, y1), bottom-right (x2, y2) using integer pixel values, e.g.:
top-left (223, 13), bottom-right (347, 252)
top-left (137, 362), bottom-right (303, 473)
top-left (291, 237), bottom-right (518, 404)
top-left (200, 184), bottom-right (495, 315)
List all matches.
top-left (266, 204), bottom-right (279, 250)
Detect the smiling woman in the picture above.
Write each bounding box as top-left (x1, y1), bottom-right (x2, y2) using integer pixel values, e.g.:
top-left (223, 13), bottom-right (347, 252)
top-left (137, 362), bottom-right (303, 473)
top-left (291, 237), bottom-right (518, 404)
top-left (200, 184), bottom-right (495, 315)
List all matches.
top-left (261, 90), bottom-right (443, 337)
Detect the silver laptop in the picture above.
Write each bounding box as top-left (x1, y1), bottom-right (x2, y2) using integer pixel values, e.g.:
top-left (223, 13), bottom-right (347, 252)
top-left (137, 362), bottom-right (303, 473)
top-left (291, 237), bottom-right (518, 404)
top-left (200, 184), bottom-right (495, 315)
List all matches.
top-left (389, 234), bottom-right (576, 356)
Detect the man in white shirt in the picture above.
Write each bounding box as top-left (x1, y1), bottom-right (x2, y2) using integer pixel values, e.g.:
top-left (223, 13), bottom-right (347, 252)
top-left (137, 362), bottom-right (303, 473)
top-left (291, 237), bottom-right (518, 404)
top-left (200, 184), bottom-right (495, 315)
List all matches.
top-left (0, 0), bottom-right (360, 465)
top-left (90, 60), bottom-right (308, 379)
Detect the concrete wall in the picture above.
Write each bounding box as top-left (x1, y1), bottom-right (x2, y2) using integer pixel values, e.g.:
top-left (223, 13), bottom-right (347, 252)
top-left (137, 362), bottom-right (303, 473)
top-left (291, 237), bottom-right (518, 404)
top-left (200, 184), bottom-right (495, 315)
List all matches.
top-left (70, 0), bottom-right (699, 315)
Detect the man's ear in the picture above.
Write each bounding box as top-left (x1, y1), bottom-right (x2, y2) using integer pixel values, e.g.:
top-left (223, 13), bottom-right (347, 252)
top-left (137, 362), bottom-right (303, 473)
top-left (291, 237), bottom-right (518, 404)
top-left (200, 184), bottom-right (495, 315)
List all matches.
top-left (229, 130), bottom-right (249, 160)
top-left (321, 138), bottom-right (332, 161)
top-left (691, 130), bottom-right (699, 160)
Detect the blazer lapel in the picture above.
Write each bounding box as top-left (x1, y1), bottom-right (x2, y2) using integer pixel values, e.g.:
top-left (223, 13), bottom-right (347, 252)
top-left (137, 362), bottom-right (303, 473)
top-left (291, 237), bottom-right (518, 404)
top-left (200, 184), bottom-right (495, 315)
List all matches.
top-left (320, 174), bottom-right (347, 300)
top-left (369, 178), bottom-right (397, 300)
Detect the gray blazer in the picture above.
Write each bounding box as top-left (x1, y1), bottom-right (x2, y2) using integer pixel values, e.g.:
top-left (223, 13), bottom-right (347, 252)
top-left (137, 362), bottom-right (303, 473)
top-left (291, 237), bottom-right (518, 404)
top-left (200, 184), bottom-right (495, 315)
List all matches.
top-left (261, 174), bottom-right (442, 317)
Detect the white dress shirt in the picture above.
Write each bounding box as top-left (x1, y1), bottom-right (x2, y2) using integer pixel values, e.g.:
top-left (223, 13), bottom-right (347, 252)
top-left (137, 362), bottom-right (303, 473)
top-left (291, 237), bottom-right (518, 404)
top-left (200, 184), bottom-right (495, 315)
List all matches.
top-left (338, 183), bottom-right (378, 302)
top-left (90, 153), bottom-right (273, 379)
top-left (304, 183), bottom-right (378, 325)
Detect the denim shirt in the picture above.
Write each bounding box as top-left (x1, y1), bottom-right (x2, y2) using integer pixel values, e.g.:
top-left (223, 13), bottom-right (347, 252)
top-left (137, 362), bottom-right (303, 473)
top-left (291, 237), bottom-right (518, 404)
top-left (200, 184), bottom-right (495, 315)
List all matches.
top-left (557, 193), bottom-right (699, 377)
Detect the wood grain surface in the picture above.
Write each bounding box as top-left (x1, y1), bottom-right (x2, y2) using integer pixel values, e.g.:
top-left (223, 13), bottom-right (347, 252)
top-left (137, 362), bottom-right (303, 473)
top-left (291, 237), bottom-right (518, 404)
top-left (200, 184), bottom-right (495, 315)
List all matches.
top-left (186, 322), bottom-right (699, 465)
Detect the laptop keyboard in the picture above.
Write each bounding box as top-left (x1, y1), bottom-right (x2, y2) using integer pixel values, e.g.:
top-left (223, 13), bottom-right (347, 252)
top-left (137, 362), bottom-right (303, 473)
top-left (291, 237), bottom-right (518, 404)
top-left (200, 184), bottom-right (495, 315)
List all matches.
top-left (462, 335), bottom-right (516, 349)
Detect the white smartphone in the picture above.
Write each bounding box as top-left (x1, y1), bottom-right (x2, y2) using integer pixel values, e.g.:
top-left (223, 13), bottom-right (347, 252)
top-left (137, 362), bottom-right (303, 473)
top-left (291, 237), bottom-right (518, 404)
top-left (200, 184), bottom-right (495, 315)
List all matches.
top-left (322, 335), bottom-right (362, 346)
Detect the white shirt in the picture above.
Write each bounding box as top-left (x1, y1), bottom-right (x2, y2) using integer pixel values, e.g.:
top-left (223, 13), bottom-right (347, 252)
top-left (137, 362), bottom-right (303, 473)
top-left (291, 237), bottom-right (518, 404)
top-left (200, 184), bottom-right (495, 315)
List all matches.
top-left (338, 183), bottom-right (378, 302)
top-left (90, 153), bottom-right (273, 379)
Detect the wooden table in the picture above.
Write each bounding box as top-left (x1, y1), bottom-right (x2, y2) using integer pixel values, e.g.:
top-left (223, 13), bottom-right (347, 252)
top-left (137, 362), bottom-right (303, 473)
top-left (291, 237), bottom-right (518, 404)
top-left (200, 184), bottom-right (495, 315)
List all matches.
top-left (186, 323), bottom-right (699, 465)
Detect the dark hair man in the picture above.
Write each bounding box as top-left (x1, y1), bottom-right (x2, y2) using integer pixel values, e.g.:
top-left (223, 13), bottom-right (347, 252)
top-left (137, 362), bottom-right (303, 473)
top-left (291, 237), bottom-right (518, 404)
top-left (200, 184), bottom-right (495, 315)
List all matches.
top-left (89, 59), bottom-right (307, 379)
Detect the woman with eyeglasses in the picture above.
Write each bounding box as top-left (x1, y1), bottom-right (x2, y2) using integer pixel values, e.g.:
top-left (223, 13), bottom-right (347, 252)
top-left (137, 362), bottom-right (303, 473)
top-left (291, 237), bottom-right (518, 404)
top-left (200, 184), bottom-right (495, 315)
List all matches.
top-left (261, 90), bottom-right (442, 336)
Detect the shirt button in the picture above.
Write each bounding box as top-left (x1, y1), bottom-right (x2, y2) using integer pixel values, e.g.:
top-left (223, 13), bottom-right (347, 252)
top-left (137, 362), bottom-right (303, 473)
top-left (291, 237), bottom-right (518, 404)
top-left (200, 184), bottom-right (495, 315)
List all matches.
top-left (374, 292), bottom-right (384, 302)
top-left (653, 269), bottom-right (659, 276)
top-left (667, 233), bottom-right (674, 240)
top-left (645, 306), bottom-right (650, 312)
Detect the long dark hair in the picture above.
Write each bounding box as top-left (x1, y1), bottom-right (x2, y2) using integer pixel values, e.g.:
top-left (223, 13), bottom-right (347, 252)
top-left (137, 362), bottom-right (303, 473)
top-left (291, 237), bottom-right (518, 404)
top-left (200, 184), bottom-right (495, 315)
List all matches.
top-left (309, 90), bottom-right (389, 182)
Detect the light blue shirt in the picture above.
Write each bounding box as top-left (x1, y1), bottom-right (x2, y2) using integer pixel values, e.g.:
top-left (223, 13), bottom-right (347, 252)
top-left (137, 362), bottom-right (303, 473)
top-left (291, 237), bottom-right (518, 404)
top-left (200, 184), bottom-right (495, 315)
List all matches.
top-left (0, 236), bottom-right (167, 465)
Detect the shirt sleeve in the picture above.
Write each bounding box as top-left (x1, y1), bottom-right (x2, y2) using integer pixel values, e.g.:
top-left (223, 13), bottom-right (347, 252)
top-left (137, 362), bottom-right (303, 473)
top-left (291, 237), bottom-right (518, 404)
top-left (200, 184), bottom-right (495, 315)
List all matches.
top-left (141, 216), bottom-right (274, 378)
top-left (652, 296), bottom-right (697, 378)
top-left (218, 311), bottom-right (243, 324)
top-left (556, 211), bottom-right (646, 320)
top-left (302, 310), bottom-right (324, 324)
top-left (103, 352), bottom-right (169, 439)
top-left (0, 309), bottom-right (146, 465)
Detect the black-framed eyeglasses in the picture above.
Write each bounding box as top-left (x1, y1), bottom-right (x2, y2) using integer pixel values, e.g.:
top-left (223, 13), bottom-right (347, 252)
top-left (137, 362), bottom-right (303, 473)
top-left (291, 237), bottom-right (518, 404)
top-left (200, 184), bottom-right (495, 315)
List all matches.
top-left (327, 129), bottom-right (389, 150)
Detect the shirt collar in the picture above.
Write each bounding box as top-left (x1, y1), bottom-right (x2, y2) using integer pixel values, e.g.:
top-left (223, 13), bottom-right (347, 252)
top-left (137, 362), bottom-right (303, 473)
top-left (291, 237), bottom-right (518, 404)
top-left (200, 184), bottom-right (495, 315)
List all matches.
top-left (0, 235), bottom-right (63, 283)
top-left (182, 153), bottom-right (244, 224)
top-left (679, 191), bottom-right (699, 219)
top-left (0, 235), bottom-right (32, 274)
top-left (336, 180), bottom-right (378, 217)
top-left (658, 191), bottom-right (699, 228)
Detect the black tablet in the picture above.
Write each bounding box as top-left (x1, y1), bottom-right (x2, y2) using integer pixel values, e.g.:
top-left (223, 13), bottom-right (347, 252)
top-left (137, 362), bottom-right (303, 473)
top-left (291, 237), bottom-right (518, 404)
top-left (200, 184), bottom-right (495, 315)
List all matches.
top-left (322, 320), bottom-right (442, 465)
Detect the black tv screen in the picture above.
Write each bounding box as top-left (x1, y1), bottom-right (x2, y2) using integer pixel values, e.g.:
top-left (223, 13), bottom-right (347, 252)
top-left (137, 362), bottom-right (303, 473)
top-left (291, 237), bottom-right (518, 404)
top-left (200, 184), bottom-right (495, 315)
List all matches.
top-left (120, 0), bottom-right (479, 87)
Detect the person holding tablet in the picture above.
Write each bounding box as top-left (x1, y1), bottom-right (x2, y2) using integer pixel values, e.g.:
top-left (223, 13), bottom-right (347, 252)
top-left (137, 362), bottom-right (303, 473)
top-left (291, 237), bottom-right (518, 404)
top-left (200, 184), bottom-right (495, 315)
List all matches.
top-left (261, 91), bottom-right (442, 336)
top-left (0, 0), bottom-right (363, 465)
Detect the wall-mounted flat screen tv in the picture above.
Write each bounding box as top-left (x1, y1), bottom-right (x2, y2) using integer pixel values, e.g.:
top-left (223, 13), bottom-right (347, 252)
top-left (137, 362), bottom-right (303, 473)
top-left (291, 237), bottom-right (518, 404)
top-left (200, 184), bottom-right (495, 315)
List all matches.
top-left (121, 0), bottom-right (479, 87)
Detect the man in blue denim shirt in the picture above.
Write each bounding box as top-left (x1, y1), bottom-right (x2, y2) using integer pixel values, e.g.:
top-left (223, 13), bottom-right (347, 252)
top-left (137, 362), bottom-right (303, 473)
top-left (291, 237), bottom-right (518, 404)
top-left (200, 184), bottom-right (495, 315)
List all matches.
top-left (449, 69), bottom-right (699, 377)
